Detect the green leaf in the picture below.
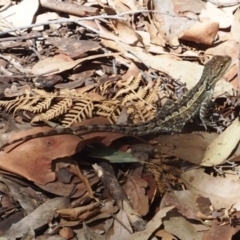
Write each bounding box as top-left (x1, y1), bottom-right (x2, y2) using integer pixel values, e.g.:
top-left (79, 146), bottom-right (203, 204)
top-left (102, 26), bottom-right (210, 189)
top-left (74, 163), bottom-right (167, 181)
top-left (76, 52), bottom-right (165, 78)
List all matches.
top-left (86, 145), bottom-right (138, 163)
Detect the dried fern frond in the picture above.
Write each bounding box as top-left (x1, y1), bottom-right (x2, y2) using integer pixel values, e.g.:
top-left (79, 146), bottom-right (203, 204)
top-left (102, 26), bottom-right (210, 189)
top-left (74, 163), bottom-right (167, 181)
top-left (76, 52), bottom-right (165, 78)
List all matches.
top-left (121, 88), bottom-right (147, 106)
top-left (144, 159), bottom-right (181, 195)
top-left (0, 72), bottom-right (163, 127)
top-left (32, 98), bottom-right (73, 123)
top-left (95, 100), bottom-right (122, 124)
top-left (96, 80), bottom-right (117, 96)
top-left (62, 99), bottom-right (94, 127)
top-left (113, 75), bottom-right (142, 99)
top-left (0, 97), bottom-right (24, 112)
top-left (59, 89), bottom-right (85, 99)
top-left (32, 89), bottom-right (58, 97)
top-left (145, 79), bottom-right (161, 104)
top-left (30, 97), bottom-right (54, 113)
top-left (12, 90), bottom-right (32, 115)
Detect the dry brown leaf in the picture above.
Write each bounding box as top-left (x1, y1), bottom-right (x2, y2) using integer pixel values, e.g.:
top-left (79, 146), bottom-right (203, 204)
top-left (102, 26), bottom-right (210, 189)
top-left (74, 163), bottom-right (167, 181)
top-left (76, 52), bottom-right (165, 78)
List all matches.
top-left (145, 22), bottom-right (166, 46)
top-left (0, 176), bottom-right (39, 215)
top-left (181, 169), bottom-right (240, 209)
top-left (0, 0), bottom-right (10, 5)
top-left (0, 126), bottom-right (104, 185)
top-left (206, 39), bottom-right (237, 58)
top-left (69, 163), bottom-right (94, 199)
top-left (0, 0), bottom-right (39, 34)
top-left (56, 202), bottom-right (100, 220)
top-left (155, 229), bottom-right (177, 239)
top-left (205, 40), bottom-right (237, 91)
top-left (82, 200), bottom-right (118, 224)
top-left (48, 37), bottom-right (101, 59)
top-left (141, 173), bottom-right (157, 204)
top-left (181, 21), bottom-right (219, 45)
top-left (59, 227), bottom-right (75, 239)
top-left (75, 84), bottom-right (97, 94)
top-left (135, 30), bottom-right (150, 46)
top-left (214, 79), bottom-right (235, 98)
top-left (3, 197), bottom-right (70, 239)
top-left (161, 191), bottom-right (199, 220)
top-left (204, 216), bottom-right (240, 240)
top-left (203, 217), bottom-right (240, 239)
top-left (123, 176), bottom-right (149, 216)
top-left (4, 85), bottom-right (31, 98)
top-left (82, 222), bottom-right (105, 240)
top-left (199, 2), bottom-right (233, 29)
top-left (31, 52), bottom-right (119, 75)
top-left (118, 0), bottom-right (140, 11)
top-left (71, 117), bottom-right (129, 146)
top-left (201, 118), bottom-right (240, 166)
top-left (153, 133), bottom-right (218, 164)
top-left (172, 0), bottom-right (204, 13)
top-left (128, 53), bottom-right (195, 88)
top-left (129, 206), bottom-right (174, 240)
top-left (231, 7), bottom-right (240, 42)
top-left (111, 20), bottom-right (143, 46)
top-left (152, 0), bottom-right (197, 45)
top-left (109, 210), bottom-right (133, 240)
top-left (163, 210), bottom-right (203, 240)
top-left (40, 0), bottom-right (99, 17)
top-left (68, 69), bottom-right (95, 82)
top-left (121, 62), bottom-right (140, 81)
top-left (97, 21), bottom-right (124, 43)
top-left (102, 39), bottom-right (209, 88)
top-left (36, 181), bottom-right (76, 197)
top-left (34, 12), bottom-right (61, 31)
top-left (105, 1), bottom-right (129, 14)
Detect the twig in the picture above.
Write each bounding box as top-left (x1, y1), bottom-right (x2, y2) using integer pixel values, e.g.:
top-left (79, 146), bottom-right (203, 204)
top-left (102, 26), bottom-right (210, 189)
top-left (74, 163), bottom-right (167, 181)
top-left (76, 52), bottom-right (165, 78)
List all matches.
top-left (207, 0), bottom-right (240, 7)
top-left (0, 68), bottom-right (59, 80)
top-left (0, 32), bottom-right (42, 42)
top-left (0, 9), bottom-right (200, 79)
top-left (237, 39), bottom-right (240, 96)
top-left (0, 14), bottom-right (43, 61)
top-left (0, 10), bottom-right (199, 36)
top-left (0, 16), bottom-right (125, 36)
top-left (0, 2), bottom-right (11, 13)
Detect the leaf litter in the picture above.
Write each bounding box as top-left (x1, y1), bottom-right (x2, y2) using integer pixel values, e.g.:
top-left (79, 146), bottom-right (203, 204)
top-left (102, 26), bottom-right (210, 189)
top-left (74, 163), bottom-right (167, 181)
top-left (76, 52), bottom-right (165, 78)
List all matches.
top-left (0, 0), bottom-right (239, 239)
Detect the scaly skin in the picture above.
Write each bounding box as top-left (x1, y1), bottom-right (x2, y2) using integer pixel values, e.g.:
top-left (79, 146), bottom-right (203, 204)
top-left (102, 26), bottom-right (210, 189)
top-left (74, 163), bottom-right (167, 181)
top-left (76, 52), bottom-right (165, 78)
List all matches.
top-left (1, 55), bottom-right (232, 150)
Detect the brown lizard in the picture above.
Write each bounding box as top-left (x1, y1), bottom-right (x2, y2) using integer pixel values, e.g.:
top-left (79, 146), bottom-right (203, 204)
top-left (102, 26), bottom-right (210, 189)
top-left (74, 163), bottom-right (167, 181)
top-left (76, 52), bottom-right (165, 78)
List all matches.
top-left (1, 55), bottom-right (232, 149)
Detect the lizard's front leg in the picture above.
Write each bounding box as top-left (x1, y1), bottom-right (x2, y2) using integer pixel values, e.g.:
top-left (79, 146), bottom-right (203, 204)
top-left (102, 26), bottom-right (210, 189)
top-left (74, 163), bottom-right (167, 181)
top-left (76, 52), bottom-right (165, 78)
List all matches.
top-left (199, 88), bottom-right (215, 130)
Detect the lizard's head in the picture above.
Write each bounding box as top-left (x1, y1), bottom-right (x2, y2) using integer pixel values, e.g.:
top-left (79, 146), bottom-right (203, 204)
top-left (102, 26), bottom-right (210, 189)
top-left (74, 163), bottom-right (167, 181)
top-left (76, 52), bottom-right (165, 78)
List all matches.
top-left (206, 55), bottom-right (232, 86)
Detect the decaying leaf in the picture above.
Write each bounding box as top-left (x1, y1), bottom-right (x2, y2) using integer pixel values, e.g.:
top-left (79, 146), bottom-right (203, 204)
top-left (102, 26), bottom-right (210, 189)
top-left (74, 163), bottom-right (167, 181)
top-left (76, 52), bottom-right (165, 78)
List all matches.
top-left (129, 206), bottom-right (174, 240)
top-left (0, 0), bottom-right (39, 34)
top-left (164, 211), bottom-right (203, 240)
top-left (108, 210), bottom-right (132, 240)
top-left (31, 52), bottom-right (119, 75)
top-left (181, 169), bottom-right (240, 209)
top-left (0, 127), bottom-right (102, 184)
top-left (201, 118), bottom-right (240, 166)
top-left (122, 176), bottom-right (149, 216)
top-left (153, 133), bottom-right (218, 164)
top-left (47, 37), bottom-right (101, 59)
top-left (3, 197), bottom-right (70, 239)
top-left (56, 201), bottom-right (101, 220)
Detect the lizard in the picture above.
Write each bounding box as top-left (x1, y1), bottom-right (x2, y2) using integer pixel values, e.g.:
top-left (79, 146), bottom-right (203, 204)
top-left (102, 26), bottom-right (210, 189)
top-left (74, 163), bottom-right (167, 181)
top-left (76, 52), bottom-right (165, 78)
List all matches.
top-left (0, 55), bottom-right (232, 150)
